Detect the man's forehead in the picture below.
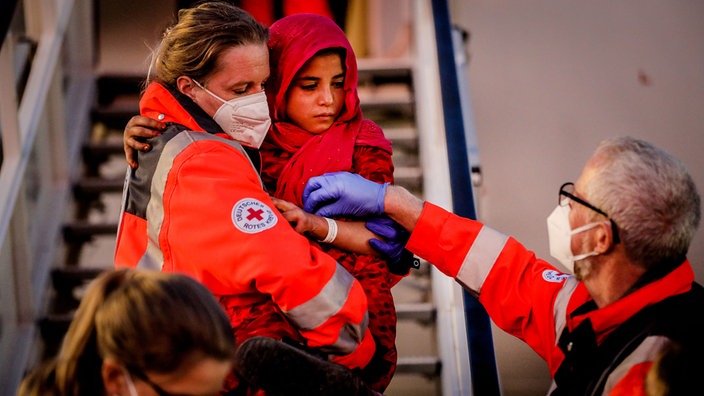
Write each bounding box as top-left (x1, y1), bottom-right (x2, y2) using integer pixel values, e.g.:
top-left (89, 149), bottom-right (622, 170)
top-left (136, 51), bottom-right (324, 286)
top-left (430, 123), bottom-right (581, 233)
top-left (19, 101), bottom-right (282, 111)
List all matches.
top-left (575, 159), bottom-right (600, 192)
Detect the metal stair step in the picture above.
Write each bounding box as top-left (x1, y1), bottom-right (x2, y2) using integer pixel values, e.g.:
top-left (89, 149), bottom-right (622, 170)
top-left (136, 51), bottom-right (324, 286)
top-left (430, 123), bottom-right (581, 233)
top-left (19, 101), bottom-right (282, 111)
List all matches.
top-left (81, 139), bottom-right (124, 157)
top-left (396, 302), bottom-right (436, 323)
top-left (393, 166), bottom-right (423, 192)
top-left (62, 222), bottom-right (118, 265)
top-left (73, 176), bottom-right (124, 197)
top-left (51, 266), bottom-right (106, 288)
top-left (360, 93), bottom-right (414, 114)
top-left (96, 74), bottom-right (143, 106)
top-left (357, 57), bottom-right (413, 85)
top-left (38, 313), bottom-right (73, 359)
top-left (50, 267), bottom-right (107, 314)
top-left (396, 356), bottom-right (442, 376)
top-left (62, 222), bottom-right (118, 240)
top-left (90, 97), bottom-right (140, 130)
top-left (80, 139), bottom-right (126, 173)
top-left (384, 126), bottom-right (418, 150)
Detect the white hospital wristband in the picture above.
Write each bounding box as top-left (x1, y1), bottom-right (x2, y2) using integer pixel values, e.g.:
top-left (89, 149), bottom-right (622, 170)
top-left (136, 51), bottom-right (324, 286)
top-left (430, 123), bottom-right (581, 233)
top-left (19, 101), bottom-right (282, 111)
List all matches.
top-left (320, 217), bottom-right (338, 244)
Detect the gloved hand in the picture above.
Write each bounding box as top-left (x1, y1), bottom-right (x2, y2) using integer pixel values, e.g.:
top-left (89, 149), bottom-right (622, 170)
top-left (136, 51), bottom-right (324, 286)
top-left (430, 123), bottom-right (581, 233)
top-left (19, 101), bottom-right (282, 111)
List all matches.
top-left (303, 172), bottom-right (388, 218)
top-left (366, 217), bottom-right (419, 275)
top-left (366, 217), bottom-right (409, 261)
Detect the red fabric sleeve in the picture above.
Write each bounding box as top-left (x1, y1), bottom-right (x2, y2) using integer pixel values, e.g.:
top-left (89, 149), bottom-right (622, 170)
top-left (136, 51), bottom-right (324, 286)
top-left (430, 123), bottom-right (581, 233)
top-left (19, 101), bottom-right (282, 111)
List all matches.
top-left (352, 145), bottom-right (394, 184)
top-left (408, 202), bottom-right (566, 362)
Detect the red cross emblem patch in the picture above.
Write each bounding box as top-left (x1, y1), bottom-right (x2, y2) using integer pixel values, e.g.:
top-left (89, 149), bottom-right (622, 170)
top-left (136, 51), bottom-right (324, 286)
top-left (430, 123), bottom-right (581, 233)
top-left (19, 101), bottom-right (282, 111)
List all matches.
top-left (231, 198), bottom-right (278, 234)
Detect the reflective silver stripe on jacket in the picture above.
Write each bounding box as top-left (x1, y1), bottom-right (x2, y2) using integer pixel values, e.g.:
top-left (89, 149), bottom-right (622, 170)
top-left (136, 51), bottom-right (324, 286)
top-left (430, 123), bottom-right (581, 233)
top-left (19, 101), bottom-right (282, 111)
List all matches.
top-left (137, 131), bottom-right (256, 270)
top-left (553, 276), bottom-right (580, 343)
top-left (547, 276), bottom-right (579, 394)
top-left (601, 335), bottom-right (670, 395)
top-left (330, 311), bottom-right (370, 354)
top-left (455, 225), bottom-right (509, 293)
top-left (286, 263), bottom-right (367, 354)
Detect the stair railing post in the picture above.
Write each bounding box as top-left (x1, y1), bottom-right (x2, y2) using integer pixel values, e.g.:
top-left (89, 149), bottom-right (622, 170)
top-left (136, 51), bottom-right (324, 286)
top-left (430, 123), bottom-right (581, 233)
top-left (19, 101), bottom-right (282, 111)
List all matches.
top-left (430, 0), bottom-right (502, 395)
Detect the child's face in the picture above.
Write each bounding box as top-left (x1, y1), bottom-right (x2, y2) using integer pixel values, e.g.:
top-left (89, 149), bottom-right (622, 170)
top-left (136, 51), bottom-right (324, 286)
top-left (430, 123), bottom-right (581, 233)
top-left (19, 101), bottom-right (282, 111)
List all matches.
top-left (284, 52), bottom-right (345, 134)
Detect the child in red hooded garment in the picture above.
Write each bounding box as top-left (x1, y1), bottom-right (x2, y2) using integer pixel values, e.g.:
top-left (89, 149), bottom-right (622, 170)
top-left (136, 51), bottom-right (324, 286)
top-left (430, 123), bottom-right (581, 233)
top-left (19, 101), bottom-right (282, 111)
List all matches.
top-left (260, 13), bottom-right (404, 392)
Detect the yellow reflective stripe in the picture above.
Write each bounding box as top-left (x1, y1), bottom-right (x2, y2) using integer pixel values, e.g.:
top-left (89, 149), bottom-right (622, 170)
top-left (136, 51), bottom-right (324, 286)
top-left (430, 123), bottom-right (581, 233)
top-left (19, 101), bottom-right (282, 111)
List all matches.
top-left (286, 263), bottom-right (356, 331)
top-left (456, 226), bottom-right (508, 293)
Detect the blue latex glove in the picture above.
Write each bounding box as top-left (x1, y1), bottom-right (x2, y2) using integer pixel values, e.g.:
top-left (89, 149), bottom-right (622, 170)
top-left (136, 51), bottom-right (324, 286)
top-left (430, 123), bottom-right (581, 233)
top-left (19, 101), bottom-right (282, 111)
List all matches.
top-left (366, 217), bottom-right (409, 263)
top-left (367, 216), bottom-right (419, 275)
top-left (303, 172), bottom-right (388, 218)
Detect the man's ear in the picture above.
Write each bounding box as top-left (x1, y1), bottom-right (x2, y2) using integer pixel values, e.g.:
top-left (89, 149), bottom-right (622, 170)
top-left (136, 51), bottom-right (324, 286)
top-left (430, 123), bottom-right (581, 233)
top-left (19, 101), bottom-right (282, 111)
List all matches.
top-left (593, 222), bottom-right (613, 254)
top-left (176, 76), bottom-right (197, 99)
top-left (102, 358), bottom-right (126, 395)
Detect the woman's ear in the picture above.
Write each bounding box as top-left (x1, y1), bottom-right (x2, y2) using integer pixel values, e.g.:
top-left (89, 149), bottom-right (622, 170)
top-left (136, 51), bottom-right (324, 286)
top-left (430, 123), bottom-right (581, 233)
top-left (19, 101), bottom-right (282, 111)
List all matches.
top-left (102, 358), bottom-right (126, 396)
top-left (177, 76), bottom-right (197, 99)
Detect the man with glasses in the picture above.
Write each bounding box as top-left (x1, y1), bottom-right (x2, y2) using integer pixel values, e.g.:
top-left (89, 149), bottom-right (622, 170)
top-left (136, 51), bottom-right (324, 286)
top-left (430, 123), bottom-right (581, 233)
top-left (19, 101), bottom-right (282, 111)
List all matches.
top-left (300, 136), bottom-right (704, 395)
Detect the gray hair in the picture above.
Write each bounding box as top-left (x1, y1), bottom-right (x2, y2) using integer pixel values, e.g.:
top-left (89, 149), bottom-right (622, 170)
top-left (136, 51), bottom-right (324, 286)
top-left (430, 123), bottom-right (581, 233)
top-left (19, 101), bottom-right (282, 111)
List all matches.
top-left (585, 136), bottom-right (700, 269)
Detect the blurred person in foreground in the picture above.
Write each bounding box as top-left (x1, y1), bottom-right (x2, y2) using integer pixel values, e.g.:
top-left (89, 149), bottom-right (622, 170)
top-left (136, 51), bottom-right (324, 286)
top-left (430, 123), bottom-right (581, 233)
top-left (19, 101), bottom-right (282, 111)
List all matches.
top-left (17, 269), bottom-right (234, 396)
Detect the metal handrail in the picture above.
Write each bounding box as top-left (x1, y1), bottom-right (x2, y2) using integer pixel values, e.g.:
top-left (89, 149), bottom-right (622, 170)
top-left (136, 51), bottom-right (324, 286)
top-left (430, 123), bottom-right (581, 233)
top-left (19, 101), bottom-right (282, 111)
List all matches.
top-left (412, 1), bottom-right (472, 394)
top-left (413, 0), bottom-right (500, 394)
top-left (431, 1), bottom-right (501, 394)
top-left (0, 0), bottom-right (94, 393)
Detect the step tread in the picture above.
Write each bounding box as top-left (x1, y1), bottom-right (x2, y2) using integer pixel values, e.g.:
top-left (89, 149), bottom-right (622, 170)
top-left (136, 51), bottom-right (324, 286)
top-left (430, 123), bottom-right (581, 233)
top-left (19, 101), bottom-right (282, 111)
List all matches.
top-left (74, 176), bottom-right (125, 194)
top-left (62, 222), bottom-right (118, 239)
top-left (52, 266), bottom-right (106, 282)
top-left (396, 355), bottom-right (442, 376)
top-left (396, 302), bottom-right (436, 322)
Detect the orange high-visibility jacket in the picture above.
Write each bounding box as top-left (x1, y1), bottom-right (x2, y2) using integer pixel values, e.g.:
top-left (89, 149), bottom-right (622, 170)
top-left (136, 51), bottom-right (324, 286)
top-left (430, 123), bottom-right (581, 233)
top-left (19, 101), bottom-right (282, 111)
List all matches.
top-left (406, 202), bottom-right (704, 395)
top-left (114, 83), bottom-right (374, 369)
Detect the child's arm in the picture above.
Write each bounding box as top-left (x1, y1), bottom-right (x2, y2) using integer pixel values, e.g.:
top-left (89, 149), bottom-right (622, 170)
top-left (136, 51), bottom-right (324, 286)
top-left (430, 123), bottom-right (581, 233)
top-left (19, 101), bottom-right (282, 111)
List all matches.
top-left (123, 115), bottom-right (165, 168)
top-left (272, 197), bottom-right (380, 255)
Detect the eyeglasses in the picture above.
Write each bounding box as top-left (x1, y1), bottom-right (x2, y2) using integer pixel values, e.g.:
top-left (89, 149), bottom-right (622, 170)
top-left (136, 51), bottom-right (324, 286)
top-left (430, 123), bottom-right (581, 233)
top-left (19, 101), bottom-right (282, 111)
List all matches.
top-left (559, 182), bottom-right (620, 244)
top-left (130, 368), bottom-right (182, 396)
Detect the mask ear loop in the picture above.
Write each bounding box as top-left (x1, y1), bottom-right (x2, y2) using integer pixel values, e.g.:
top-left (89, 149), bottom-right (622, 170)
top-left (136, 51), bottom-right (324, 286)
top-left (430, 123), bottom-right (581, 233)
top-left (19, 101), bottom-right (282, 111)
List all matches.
top-left (571, 221), bottom-right (612, 265)
top-left (122, 369), bottom-right (139, 396)
top-left (568, 220), bottom-right (610, 236)
top-left (192, 79), bottom-right (228, 104)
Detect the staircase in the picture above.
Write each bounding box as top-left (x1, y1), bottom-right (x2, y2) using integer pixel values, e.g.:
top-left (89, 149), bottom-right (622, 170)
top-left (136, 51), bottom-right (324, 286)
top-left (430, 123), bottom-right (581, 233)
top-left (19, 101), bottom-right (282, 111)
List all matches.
top-left (38, 74), bottom-right (140, 361)
top-left (357, 58), bottom-right (442, 395)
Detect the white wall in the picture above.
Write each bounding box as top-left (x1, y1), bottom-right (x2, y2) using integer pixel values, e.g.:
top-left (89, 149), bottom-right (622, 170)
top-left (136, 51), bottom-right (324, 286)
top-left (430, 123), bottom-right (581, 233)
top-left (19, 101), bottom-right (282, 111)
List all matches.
top-left (450, 1), bottom-right (704, 395)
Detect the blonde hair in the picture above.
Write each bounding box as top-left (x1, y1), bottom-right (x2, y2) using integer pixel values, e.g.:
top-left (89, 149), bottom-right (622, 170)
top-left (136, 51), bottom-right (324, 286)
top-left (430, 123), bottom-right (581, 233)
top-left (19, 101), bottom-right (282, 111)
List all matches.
top-left (18, 269), bottom-right (234, 396)
top-left (149, 1), bottom-right (268, 87)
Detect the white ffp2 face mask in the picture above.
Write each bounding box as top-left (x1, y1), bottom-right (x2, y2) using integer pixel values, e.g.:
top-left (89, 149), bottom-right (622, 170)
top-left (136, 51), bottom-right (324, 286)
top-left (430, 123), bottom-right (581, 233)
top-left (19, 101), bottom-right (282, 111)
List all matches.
top-left (195, 81), bottom-right (271, 148)
top-left (546, 204), bottom-right (604, 273)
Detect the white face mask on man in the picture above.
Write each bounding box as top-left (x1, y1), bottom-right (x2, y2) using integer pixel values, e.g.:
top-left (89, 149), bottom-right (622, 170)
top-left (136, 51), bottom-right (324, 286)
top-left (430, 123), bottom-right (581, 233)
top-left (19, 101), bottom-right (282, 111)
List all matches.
top-left (194, 81), bottom-right (271, 148)
top-left (547, 204), bottom-right (606, 273)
